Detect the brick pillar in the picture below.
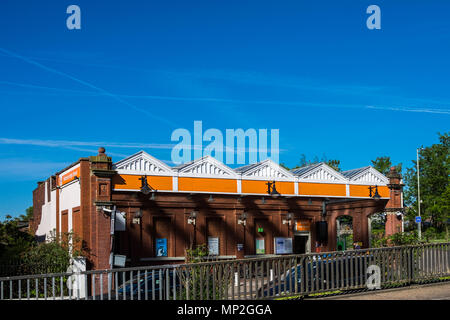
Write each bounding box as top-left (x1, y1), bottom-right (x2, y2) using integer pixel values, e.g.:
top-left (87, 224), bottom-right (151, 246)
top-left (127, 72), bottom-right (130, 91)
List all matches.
top-left (88, 148), bottom-right (116, 294)
top-left (385, 167), bottom-right (404, 238)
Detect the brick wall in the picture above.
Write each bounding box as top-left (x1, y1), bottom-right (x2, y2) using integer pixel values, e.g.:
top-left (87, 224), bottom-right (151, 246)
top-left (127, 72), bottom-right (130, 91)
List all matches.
top-left (31, 181), bottom-right (46, 235)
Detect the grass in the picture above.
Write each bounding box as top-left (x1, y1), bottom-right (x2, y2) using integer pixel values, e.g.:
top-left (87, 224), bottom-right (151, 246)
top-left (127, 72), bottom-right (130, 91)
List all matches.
top-left (308, 290), bottom-right (342, 297)
top-left (273, 290), bottom-right (342, 300)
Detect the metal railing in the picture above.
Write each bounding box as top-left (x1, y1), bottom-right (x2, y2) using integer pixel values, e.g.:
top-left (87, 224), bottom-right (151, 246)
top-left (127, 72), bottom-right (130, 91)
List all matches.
top-left (0, 242), bottom-right (448, 300)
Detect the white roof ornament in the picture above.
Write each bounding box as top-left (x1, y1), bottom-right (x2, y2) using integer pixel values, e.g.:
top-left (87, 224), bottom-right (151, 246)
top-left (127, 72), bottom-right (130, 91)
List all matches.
top-left (173, 156), bottom-right (237, 177)
top-left (341, 166), bottom-right (389, 185)
top-left (235, 159), bottom-right (295, 180)
top-left (292, 162), bottom-right (347, 182)
top-left (113, 151), bottom-right (173, 175)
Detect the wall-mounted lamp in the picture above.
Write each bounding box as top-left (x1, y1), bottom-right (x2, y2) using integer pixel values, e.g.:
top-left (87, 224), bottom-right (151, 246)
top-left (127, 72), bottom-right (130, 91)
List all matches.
top-left (368, 185), bottom-right (381, 201)
top-left (283, 212), bottom-right (293, 225)
top-left (139, 175), bottom-right (157, 195)
top-left (208, 194), bottom-right (214, 202)
top-left (187, 211), bottom-right (198, 225)
top-left (133, 209), bottom-right (142, 224)
top-left (237, 212), bottom-right (247, 226)
top-left (266, 181), bottom-right (281, 198)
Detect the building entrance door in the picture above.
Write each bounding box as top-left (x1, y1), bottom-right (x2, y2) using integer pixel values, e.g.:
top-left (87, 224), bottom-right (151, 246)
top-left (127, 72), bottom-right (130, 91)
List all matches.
top-left (294, 232), bottom-right (310, 254)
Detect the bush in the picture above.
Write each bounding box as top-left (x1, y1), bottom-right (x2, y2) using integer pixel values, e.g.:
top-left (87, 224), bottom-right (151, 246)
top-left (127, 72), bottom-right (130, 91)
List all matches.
top-left (179, 244), bottom-right (230, 299)
top-left (389, 231), bottom-right (419, 246)
top-left (20, 230), bottom-right (87, 275)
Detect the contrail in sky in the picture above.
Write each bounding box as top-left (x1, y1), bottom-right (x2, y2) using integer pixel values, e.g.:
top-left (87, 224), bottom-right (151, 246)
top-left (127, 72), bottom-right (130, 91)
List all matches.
top-left (1, 79), bottom-right (449, 115)
top-left (0, 47), bottom-right (177, 127)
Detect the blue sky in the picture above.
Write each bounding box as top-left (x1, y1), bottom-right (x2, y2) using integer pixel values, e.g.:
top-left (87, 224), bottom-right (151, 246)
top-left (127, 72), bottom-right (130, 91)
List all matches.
top-left (0, 0), bottom-right (449, 218)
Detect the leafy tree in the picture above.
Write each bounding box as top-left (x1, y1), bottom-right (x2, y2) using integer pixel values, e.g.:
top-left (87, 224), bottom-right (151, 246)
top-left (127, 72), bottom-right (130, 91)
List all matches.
top-left (292, 154), bottom-right (341, 171)
top-left (18, 206), bottom-right (34, 222)
top-left (0, 215), bottom-right (35, 262)
top-left (326, 159), bottom-right (341, 172)
top-left (371, 156), bottom-right (402, 175)
top-left (279, 163), bottom-right (290, 170)
top-left (403, 132), bottom-right (450, 236)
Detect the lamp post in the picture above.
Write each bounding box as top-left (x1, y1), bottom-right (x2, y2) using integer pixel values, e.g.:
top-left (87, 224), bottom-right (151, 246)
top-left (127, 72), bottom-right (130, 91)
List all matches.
top-left (417, 148), bottom-right (422, 240)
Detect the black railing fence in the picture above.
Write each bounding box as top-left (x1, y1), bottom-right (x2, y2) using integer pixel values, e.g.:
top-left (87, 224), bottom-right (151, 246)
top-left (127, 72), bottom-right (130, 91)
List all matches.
top-left (0, 243), bottom-right (449, 300)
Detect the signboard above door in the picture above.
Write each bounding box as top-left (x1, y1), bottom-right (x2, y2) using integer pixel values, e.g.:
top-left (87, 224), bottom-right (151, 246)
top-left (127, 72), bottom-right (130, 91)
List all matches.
top-left (295, 220), bottom-right (310, 232)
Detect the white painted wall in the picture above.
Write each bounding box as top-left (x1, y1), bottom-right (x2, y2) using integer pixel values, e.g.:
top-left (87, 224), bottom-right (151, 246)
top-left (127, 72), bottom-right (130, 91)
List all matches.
top-left (36, 181), bottom-right (57, 241)
top-left (59, 178), bottom-right (81, 233)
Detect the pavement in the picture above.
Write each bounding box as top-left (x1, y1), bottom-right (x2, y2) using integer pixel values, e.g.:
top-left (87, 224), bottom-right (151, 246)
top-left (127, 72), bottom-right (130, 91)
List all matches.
top-left (315, 281), bottom-right (450, 300)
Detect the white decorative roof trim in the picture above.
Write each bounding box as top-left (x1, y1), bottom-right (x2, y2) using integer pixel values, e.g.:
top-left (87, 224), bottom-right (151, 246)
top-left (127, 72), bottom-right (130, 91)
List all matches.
top-left (295, 163), bottom-right (347, 182)
top-left (239, 159), bottom-right (295, 180)
top-left (113, 151), bottom-right (173, 175)
top-left (348, 167), bottom-right (388, 185)
top-left (175, 156), bottom-right (237, 177)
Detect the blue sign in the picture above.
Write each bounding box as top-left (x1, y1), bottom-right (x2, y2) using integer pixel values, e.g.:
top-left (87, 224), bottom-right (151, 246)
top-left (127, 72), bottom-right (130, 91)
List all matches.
top-left (415, 216), bottom-right (422, 223)
top-left (156, 238), bottom-right (167, 257)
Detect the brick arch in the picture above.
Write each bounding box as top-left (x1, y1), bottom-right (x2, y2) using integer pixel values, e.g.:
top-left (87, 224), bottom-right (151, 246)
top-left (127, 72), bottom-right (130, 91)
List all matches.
top-left (326, 204), bottom-right (383, 251)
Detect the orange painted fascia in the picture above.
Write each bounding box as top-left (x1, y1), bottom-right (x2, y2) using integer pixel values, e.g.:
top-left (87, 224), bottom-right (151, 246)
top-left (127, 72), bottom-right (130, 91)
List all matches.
top-left (178, 177), bottom-right (237, 193)
top-left (299, 182), bottom-right (346, 196)
top-left (241, 180), bottom-right (295, 195)
top-left (349, 185), bottom-right (390, 198)
top-left (112, 174), bottom-right (173, 191)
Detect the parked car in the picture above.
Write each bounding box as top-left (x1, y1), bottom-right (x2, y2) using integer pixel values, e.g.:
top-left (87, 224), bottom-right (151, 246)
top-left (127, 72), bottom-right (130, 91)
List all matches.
top-left (117, 268), bottom-right (181, 299)
top-left (258, 253), bottom-right (372, 297)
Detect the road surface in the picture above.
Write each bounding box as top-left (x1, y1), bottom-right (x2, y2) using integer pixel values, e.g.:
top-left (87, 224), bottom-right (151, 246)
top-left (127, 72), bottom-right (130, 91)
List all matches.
top-left (316, 281), bottom-right (450, 300)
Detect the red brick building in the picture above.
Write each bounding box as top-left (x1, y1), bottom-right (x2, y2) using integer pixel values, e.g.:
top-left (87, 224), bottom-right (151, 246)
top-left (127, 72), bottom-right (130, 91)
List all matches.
top-left (32, 148), bottom-right (404, 271)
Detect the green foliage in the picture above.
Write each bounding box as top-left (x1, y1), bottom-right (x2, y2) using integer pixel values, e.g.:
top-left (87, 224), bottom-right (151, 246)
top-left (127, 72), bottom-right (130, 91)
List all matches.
top-left (403, 132), bottom-right (450, 233)
top-left (326, 159), bottom-right (341, 172)
top-left (291, 154), bottom-right (341, 171)
top-left (185, 244), bottom-right (210, 263)
top-left (389, 231), bottom-right (419, 246)
top-left (371, 229), bottom-right (388, 248)
top-left (371, 156), bottom-right (402, 175)
top-left (179, 244), bottom-right (231, 299)
top-left (20, 230), bottom-right (76, 275)
top-left (0, 214), bottom-right (35, 261)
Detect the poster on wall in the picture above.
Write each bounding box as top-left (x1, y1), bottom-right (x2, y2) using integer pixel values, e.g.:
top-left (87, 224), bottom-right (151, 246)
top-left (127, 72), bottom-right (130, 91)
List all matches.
top-left (274, 237), bottom-right (293, 254)
top-left (208, 237), bottom-right (219, 255)
top-left (256, 238), bottom-right (265, 254)
top-left (156, 238), bottom-right (167, 257)
top-left (115, 211), bottom-right (126, 232)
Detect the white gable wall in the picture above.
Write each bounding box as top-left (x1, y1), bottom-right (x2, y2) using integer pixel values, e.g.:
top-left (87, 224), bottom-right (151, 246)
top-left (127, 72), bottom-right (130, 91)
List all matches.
top-left (36, 181), bottom-right (57, 241)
